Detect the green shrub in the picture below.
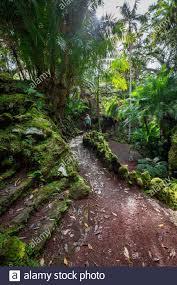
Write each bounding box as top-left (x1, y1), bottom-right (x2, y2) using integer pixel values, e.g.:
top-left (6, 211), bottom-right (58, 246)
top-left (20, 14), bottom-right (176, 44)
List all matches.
top-left (169, 129), bottom-right (177, 177)
top-left (146, 177), bottom-right (165, 197)
top-left (156, 180), bottom-right (177, 210)
top-left (137, 158), bottom-right (168, 178)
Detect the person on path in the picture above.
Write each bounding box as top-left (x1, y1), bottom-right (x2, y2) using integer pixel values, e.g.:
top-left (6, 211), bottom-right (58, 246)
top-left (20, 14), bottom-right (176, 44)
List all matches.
top-left (84, 114), bottom-right (92, 131)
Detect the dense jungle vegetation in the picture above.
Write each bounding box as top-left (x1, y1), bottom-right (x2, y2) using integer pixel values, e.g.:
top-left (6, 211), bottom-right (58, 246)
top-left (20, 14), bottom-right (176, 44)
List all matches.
top-left (0, 0), bottom-right (177, 267)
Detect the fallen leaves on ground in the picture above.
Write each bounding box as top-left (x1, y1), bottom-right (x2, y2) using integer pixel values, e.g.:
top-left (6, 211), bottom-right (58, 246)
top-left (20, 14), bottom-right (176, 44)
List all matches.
top-left (40, 258), bottom-right (45, 266)
top-left (124, 247), bottom-right (130, 260)
top-left (169, 249), bottom-right (176, 258)
top-left (88, 243), bottom-right (93, 250)
top-left (64, 257), bottom-right (69, 266)
top-left (84, 223), bottom-right (89, 228)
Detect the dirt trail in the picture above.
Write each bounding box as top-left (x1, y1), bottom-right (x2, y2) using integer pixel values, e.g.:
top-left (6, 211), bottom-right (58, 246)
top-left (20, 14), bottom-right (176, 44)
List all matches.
top-left (41, 136), bottom-right (177, 267)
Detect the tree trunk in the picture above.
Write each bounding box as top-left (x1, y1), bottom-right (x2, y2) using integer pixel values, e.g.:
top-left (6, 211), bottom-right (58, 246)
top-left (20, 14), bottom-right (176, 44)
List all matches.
top-left (11, 47), bottom-right (26, 80)
top-left (96, 63), bottom-right (101, 132)
top-left (128, 46), bottom-right (132, 142)
top-left (46, 77), bottom-right (68, 119)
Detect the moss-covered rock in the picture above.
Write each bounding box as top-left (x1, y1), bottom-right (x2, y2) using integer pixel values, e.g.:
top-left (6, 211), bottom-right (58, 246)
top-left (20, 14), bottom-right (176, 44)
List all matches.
top-left (118, 165), bottom-right (129, 179)
top-left (136, 177), bottom-right (144, 188)
top-left (140, 171), bottom-right (151, 189)
top-left (0, 233), bottom-right (25, 264)
top-left (28, 199), bottom-right (70, 254)
top-left (69, 175), bottom-right (90, 200)
top-left (146, 177), bottom-right (165, 197)
top-left (156, 180), bottom-right (177, 210)
top-left (0, 80), bottom-right (91, 265)
top-left (0, 233), bottom-right (36, 266)
top-left (0, 177), bottom-right (33, 215)
top-left (0, 113), bottom-right (13, 128)
top-left (83, 131), bottom-right (121, 173)
top-left (128, 170), bottom-right (138, 184)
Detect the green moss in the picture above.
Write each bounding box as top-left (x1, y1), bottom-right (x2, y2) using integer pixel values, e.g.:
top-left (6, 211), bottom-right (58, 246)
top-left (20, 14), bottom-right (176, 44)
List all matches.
top-left (118, 165), bottom-right (129, 179)
top-left (0, 72), bottom-right (13, 81)
top-left (0, 177), bottom-right (32, 215)
top-left (11, 179), bottom-right (68, 227)
top-left (0, 101), bottom-right (73, 181)
top-left (136, 177), bottom-right (144, 188)
top-left (128, 171), bottom-right (138, 183)
top-left (48, 153), bottom-right (77, 180)
top-left (0, 81), bottom-right (92, 264)
top-left (146, 177), bottom-right (165, 197)
top-left (27, 199), bottom-right (70, 254)
top-left (0, 233), bottom-right (25, 264)
top-left (0, 93), bottom-right (31, 114)
top-left (32, 180), bottom-right (68, 207)
top-left (0, 169), bottom-right (16, 183)
top-left (69, 175), bottom-right (90, 200)
top-left (83, 131), bottom-right (121, 172)
top-left (140, 171), bottom-right (151, 189)
top-left (0, 233), bottom-right (38, 266)
top-left (150, 177), bottom-right (165, 189)
top-left (156, 181), bottom-right (177, 210)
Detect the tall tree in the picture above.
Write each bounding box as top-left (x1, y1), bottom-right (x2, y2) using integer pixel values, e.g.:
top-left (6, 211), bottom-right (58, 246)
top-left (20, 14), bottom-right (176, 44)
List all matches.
top-left (0, 0), bottom-right (113, 118)
top-left (115, 0), bottom-right (146, 141)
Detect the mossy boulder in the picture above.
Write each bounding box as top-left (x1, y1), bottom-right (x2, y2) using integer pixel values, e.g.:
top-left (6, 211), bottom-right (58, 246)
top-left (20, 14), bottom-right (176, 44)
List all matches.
top-left (0, 233), bottom-right (25, 263)
top-left (147, 178), bottom-right (165, 197)
top-left (0, 95), bottom-right (70, 179)
top-left (0, 233), bottom-right (36, 266)
top-left (0, 79), bottom-right (91, 266)
top-left (156, 181), bottom-right (177, 210)
top-left (118, 165), bottom-right (129, 179)
top-left (128, 170), bottom-right (138, 184)
top-left (83, 131), bottom-right (121, 173)
top-left (0, 233), bottom-right (25, 265)
top-left (140, 171), bottom-right (151, 189)
top-left (69, 175), bottom-right (90, 200)
top-left (136, 177), bottom-right (144, 188)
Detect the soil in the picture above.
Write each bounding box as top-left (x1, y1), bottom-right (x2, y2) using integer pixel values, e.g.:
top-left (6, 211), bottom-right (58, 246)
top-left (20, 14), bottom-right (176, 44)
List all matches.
top-left (40, 136), bottom-right (177, 267)
top-left (109, 140), bottom-right (141, 171)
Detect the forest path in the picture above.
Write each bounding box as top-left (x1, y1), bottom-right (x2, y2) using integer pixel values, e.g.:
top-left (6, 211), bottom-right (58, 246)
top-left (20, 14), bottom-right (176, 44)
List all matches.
top-left (41, 136), bottom-right (177, 266)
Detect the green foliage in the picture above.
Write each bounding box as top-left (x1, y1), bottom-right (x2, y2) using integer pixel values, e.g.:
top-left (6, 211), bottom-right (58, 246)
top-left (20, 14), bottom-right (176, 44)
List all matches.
top-left (65, 98), bottom-right (89, 117)
top-left (114, 68), bottom-right (177, 157)
top-left (148, 0), bottom-right (177, 68)
top-left (168, 129), bottom-right (177, 176)
top-left (137, 157), bottom-right (168, 178)
top-left (151, 179), bottom-right (177, 210)
top-left (0, 233), bottom-right (37, 266)
top-left (132, 120), bottom-right (160, 155)
top-left (109, 57), bottom-right (129, 91)
top-left (133, 69), bottom-right (177, 123)
top-left (146, 177), bottom-right (165, 197)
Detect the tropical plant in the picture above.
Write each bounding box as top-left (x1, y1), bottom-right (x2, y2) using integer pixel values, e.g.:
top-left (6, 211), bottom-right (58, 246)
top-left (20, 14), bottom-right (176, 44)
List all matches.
top-left (0, 0), bottom-right (114, 119)
top-left (114, 0), bottom-right (147, 141)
